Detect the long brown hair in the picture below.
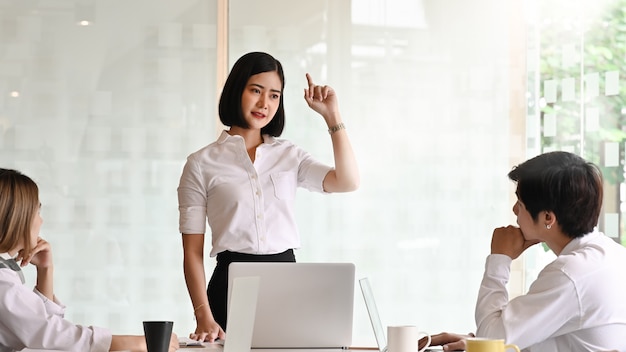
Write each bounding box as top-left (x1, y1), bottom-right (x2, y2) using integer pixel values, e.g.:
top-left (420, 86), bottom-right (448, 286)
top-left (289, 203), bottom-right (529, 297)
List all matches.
top-left (0, 169), bottom-right (39, 254)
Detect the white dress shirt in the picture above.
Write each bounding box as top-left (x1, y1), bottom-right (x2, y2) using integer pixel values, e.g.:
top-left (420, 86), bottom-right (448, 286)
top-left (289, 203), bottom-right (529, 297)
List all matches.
top-left (178, 131), bottom-right (332, 257)
top-left (475, 231), bottom-right (626, 352)
top-left (0, 253), bottom-right (112, 352)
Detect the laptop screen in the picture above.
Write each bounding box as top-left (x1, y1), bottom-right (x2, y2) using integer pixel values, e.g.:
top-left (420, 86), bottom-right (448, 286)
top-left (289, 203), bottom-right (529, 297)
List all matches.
top-left (359, 277), bottom-right (387, 352)
top-left (223, 276), bottom-right (259, 352)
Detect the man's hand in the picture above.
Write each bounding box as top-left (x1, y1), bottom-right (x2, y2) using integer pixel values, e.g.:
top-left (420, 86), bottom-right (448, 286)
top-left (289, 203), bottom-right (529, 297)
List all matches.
top-left (491, 225), bottom-right (540, 260)
top-left (421, 332), bottom-right (474, 351)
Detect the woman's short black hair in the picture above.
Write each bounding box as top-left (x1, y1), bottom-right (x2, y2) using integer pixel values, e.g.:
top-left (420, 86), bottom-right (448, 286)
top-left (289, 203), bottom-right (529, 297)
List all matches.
top-left (218, 52), bottom-right (285, 137)
top-left (508, 151), bottom-right (603, 239)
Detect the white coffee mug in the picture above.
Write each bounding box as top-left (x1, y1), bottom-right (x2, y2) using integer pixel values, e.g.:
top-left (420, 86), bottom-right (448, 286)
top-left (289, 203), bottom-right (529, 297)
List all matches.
top-left (387, 325), bottom-right (431, 352)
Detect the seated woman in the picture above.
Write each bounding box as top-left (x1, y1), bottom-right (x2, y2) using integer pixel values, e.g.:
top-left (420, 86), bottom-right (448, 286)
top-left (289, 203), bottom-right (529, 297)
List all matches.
top-left (0, 168), bottom-right (179, 352)
top-left (423, 151), bottom-right (626, 352)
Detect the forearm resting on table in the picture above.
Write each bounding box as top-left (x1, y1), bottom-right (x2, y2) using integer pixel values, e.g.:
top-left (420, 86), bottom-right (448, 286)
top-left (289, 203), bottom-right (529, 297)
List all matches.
top-left (110, 335), bottom-right (146, 351)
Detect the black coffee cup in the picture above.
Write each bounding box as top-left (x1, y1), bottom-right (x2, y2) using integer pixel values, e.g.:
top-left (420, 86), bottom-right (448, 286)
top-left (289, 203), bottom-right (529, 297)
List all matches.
top-left (143, 321), bottom-right (174, 352)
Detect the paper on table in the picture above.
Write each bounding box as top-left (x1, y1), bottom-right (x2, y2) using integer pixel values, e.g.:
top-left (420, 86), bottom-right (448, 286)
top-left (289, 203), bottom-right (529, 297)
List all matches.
top-left (179, 336), bottom-right (225, 347)
top-left (179, 337), bottom-right (225, 351)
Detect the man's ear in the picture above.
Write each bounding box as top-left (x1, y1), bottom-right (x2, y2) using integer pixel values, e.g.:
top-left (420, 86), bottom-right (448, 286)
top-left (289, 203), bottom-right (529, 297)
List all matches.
top-left (544, 210), bottom-right (556, 230)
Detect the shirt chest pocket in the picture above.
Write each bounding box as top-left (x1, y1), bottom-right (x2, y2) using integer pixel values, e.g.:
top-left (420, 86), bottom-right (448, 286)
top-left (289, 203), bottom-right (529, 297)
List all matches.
top-left (270, 171), bottom-right (297, 200)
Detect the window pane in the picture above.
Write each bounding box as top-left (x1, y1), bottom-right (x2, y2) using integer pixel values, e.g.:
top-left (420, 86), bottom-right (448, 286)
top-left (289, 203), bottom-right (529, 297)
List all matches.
top-left (229, 0), bottom-right (522, 342)
top-left (526, 0), bottom-right (626, 291)
top-left (1, 0), bottom-right (528, 342)
top-left (0, 0), bottom-right (217, 333)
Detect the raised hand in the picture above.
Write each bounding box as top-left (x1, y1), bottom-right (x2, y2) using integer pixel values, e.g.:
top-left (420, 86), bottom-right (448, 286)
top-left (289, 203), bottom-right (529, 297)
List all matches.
top-left (17, 237), bottom-right (53, 268)
top-left (303, 73), bottom-right (340, 123)
top-left (491, 225), bottom-right (540, 260)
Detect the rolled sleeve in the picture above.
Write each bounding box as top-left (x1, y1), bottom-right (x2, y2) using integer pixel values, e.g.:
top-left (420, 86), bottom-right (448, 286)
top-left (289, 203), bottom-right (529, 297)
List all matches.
top-left (179, 205), bottom-right (207, 234)
top-left (178, 157), bottom-right (208, 234)
top-left (298, 157), bottom-right (333, 193)
top-left (90, 325), bottom-right (113, 352)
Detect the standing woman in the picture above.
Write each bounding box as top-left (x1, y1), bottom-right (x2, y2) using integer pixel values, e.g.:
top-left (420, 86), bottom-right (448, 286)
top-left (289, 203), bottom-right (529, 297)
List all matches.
top-left (178, 51), bottom-right (359, 342)
top-left (0, 169), bottom-right (179, 352)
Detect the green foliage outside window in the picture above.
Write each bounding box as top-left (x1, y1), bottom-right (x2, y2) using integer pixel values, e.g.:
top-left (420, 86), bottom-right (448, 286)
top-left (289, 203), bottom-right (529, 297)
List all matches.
top-left (537, 0), bottom-right (626, 246)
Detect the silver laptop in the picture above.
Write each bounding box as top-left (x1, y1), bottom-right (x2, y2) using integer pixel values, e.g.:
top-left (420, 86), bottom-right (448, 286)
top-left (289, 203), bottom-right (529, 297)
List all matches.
top-left (179, 276), bottom-right (259, 351)
top-left (359, 277), bottom-right (388, 352)
top-left (359, 278), bottom-right (442, 352)
top-left (223, 276), bottom-right (260, 352)
top-left (228, 262), bottom-right (355, 349)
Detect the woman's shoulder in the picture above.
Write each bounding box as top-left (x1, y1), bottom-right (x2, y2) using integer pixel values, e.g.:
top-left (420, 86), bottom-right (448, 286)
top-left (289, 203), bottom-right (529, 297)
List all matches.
top-left (186, 132), bottom-right (233, 159)
top-left (0, 270), bottom-right (33, 305)
top-left (0, 269), bottom-right (22, 285)
top-left (187, 140), bottom-right (220, 156)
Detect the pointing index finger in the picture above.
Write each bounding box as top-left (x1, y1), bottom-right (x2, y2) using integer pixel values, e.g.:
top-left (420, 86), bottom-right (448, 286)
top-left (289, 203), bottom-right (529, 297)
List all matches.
top-left (305, 73), bottom-right (315, 88)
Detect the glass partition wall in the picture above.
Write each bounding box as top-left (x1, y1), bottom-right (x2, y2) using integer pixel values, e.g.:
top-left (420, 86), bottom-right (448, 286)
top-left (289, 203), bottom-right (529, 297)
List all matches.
top-left (523, 0), bottom-right (626, 287)
top-left (2, 0), bottom-right (537, 343)
top-left (1, 0), bottom-right (218, 334)
top-left (229, 0), bottom-right (527, 340)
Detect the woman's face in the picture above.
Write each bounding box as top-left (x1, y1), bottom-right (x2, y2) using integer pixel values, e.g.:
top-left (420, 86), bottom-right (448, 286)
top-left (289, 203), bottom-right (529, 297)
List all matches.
top-left (240, 71), bottom-right (282, 131)
top-left (29, 203), bottom-right (42, 248)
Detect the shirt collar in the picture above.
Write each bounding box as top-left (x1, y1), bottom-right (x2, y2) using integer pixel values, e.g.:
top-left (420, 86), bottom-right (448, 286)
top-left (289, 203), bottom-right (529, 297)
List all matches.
top-left (262, 134), bottom-right (277, 145)
top-left (217, 130), bottom-right (277, 145)
top-left (0, 252), bottom-right (25, 282)
top-left (0, 252), bottom-right (14, 260)
top-left (216, 130), bottom-right (233, 144)
top-left (560, 228), bottom-right (600, 255)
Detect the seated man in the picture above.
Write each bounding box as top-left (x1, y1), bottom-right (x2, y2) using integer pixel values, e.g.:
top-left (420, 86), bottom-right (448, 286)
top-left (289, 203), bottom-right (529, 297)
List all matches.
top-left (423, 152), bottom-right (626, 352)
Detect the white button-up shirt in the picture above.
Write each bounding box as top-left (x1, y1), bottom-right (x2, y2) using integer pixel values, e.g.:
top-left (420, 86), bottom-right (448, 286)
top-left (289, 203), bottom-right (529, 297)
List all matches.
top-left (0, 253), bottom-right (111, 352)
top-left (475, 231), bottom-right (626, 351)
top-left (178, 131), bottom-right (332, 257)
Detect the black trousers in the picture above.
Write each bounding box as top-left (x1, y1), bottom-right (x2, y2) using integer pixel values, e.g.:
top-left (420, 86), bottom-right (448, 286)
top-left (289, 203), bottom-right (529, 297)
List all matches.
top-left (207, 249), bottom-right (296, 330)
